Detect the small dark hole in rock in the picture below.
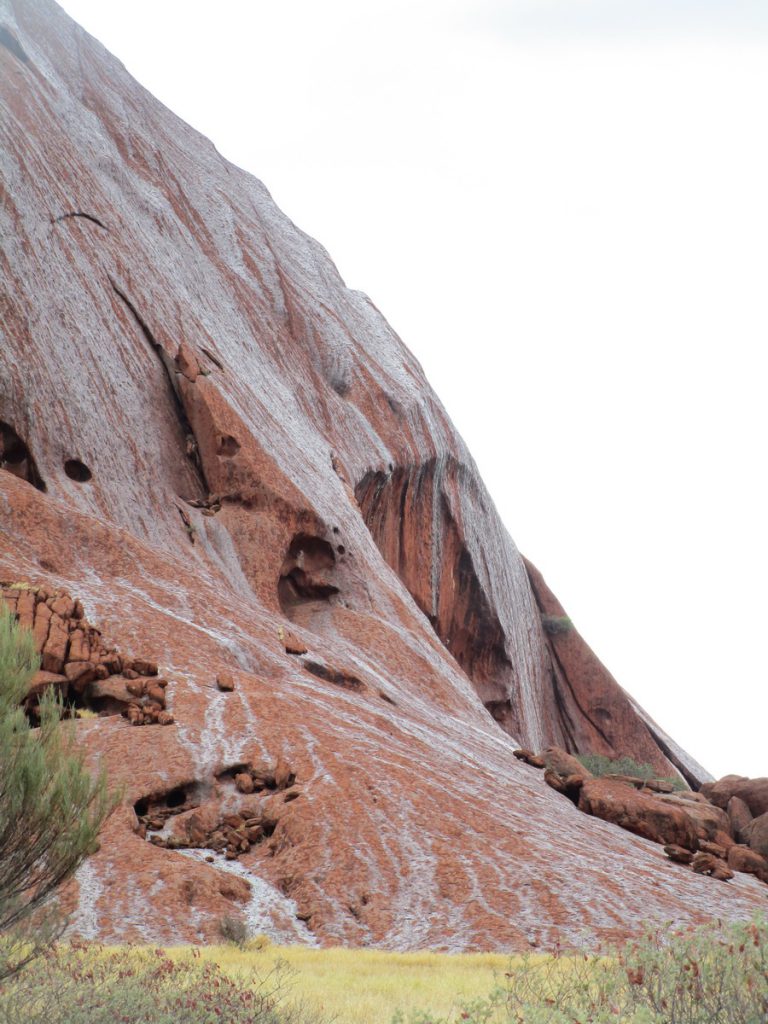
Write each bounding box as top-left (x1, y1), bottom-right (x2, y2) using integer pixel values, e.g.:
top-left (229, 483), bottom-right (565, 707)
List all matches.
top-left (378, 690), bottom-right (397, 706)
top-left (337, 545), bottom-right (345, 554)
top-left (64, 459), bottom-right (92, 483)
top-left (218, 435), bottom-right (241, 457)
top-left (134, 798), bottom-right (149, 817)
top-left (332, 526), bottom-right (340, 534)
top-left (165, 787), bottom-right (187, 808)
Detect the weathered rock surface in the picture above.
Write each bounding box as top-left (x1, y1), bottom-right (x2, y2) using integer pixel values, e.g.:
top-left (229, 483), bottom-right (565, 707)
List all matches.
top-left (578, 779), bottom-right (700, 850)
top-left (0, 0), bottom-right (762, 949)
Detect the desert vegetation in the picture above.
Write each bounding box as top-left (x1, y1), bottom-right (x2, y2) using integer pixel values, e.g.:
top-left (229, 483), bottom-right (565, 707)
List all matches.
top-left (0, 919), bottom-right (766, 1023)
top-left (0, 606), bottom-right (115, 979)
top-left (577, 752), bottom-right (688, 791)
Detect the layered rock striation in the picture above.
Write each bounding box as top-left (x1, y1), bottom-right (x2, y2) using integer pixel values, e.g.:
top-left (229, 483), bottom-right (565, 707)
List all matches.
top-left (0, 0), bottom-right (761, 949)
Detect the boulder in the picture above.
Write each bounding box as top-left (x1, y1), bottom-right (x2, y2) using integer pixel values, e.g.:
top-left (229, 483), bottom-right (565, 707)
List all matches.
top-left (216, 672), bottom-right (235, 692)
top-left (657, 793), bottom-right (731, 842)
top-left (578, 779), bottom-right (699, 850)
top-left (664, 844), bottom-right (694, 864)
top-left (513, 749), bottom-right (545, 769)
top-left (744, 811), bottom-right (768, 860)
top-left (727, 845), bottom-right (768, 880)
top-left (691, 852), bottom-right (733, 881)
top-left (700, 776), bottom-right (768, 817)
top-left (727, 795), bottom-right (753, 842)
top-left (541, 747), bottom-right (591, 782)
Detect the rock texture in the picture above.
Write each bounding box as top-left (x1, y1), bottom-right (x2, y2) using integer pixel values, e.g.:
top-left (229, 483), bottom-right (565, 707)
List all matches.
top-left (0, 0), bottom-right (763, 950)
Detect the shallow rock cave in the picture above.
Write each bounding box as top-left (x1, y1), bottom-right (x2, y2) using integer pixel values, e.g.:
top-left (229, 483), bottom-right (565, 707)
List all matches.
top-left (0, 420), bottom-right (46, 491)
top-left (278, 533), bottom-right (340, 620)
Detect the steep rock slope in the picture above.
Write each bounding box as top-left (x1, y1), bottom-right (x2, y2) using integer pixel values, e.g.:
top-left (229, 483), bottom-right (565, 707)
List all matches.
top-left (0, 0), bottom-right (757, 949)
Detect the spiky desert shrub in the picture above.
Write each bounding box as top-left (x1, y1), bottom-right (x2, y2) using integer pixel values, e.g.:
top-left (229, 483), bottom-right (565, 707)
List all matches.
top-left (0, 942), bottom-right (327, 1024)
top-left (392, 916), bottom-right (768, 1024)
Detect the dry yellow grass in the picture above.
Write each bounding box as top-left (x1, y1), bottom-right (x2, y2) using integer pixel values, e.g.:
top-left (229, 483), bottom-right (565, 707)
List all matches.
top-left (174, 943), bottom-right (512, 1024)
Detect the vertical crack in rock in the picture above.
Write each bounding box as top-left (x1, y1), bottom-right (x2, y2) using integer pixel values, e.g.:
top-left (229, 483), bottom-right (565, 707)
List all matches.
top-left (355, 461), bottom-right (517, 733)
top-left (109, 279), bottom-right (209, 494)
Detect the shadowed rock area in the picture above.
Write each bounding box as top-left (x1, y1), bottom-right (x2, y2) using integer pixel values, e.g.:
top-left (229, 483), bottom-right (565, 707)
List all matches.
top-left (0, 0), bottom-right (763, 949)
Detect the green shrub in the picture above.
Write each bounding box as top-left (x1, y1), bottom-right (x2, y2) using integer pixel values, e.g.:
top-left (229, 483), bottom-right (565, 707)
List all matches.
top-left (392, 916), bottom-right (768, 1023)
top-left (0, 606), bottom-right (116, 978)
top-left (540, 615), bottom-right (573, 636)
top-left (0, 942), bottom-right (327, 1024)
top-left (577, 753), bottom-right (687, 791)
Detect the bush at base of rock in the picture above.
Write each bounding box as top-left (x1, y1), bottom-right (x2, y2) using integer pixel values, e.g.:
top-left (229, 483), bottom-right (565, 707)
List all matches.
top-left (0, 942), bottom-right (327, 1024)
top-left (577, 752), bottom-right (687, 791)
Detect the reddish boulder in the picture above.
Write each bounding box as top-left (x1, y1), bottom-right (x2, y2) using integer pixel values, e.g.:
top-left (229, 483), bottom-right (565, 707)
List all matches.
top-left (691, 852), bottom-right (733, 881)
top-left (727, 796), bottom-right (753, 843)
top-left (541, 747), bottom-right (591, 782)
top-left (744, 811), bottom-right (768, 860)
top-left (578, 779), bottom-right (699, 850)
top-left (657, 793), bottom-right (731, 842)
top-left (664, 845), bottom-right (694, 865)
top-left (513, 749), bottom-right (545, 768)
top-left (700, 776), bottom-right (768, 817)
top-left (727, 845), bottom-right (768, 880)
top-left (216, 672), bottom-right (235, 692)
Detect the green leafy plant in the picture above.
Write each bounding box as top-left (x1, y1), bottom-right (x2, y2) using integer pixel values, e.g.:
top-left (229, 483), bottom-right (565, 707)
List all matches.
top-left (0, 605), bottom-right (117, 977)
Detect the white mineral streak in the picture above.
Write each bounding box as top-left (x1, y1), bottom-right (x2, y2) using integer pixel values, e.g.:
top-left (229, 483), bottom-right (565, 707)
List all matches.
top-left (67, 859), bottom-right (104, 940)
top-left (178, 849), bottom-right (318, 945)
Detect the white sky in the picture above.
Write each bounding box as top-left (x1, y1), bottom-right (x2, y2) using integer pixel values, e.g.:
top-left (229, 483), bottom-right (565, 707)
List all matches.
top-left (57, 0), bottom-right (768, 780)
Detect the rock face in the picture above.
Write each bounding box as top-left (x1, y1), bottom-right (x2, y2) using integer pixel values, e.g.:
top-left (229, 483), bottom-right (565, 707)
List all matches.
top-left (0, 0), bottom-right (762, 949)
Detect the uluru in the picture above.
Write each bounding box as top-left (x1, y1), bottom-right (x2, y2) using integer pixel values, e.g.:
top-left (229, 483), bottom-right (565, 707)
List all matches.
top-left (1, 0), bottom-right (766, 951)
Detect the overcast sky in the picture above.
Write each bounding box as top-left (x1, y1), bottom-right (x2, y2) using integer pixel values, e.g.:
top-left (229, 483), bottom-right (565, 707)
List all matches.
top-left (57, 0), bottom-right (768, 780)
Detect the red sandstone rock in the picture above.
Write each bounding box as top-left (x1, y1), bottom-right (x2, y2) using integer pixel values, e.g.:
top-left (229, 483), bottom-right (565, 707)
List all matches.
top-left (727, 796), bottom-right (753, 842)
top-left (727, 845), bottom-right (768, 879)
top-left (0, 0), bottom-right (759, 951)
top-left (541, 746), bottom-right (591, 782)
top-left (216, 672), bottom-right (235, 692)
top-left (578, 779), bottom-right (699, 850)
top-left (691, 852), bottom-right (734, 881)
top-left (664, 845), bottom-right (694, 865)
top-left (701, 777), bottom-right (768, 818)
top-left (745, 812), bottom-right (768, 859)
top-left (657, 794), bottom-right (731, 843)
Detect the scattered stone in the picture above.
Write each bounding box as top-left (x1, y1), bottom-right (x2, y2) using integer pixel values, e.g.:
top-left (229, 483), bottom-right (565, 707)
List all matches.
top-left (664, 845), bottom-right (694, 865)
top-left (691, 852), bottom-right (734, 881)
top-left (217, 672), bottom-right (235, 692)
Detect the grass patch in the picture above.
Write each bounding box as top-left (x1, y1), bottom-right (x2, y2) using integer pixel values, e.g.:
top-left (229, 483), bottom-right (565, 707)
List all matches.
top-left (174, 944), bottom-right (510, 1024)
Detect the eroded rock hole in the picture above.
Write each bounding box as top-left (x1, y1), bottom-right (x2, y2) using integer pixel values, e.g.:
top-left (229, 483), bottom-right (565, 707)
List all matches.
top-left (302, 660), bottom-right (363, 691)
top-left (64, 459), bottom-right (92, 482)
top-left (278, 534), bottom-right (339, 618)
top-left (0, 421), bottom-right (46, 492)
top-left (217, 434), bottom-right (241, 456)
